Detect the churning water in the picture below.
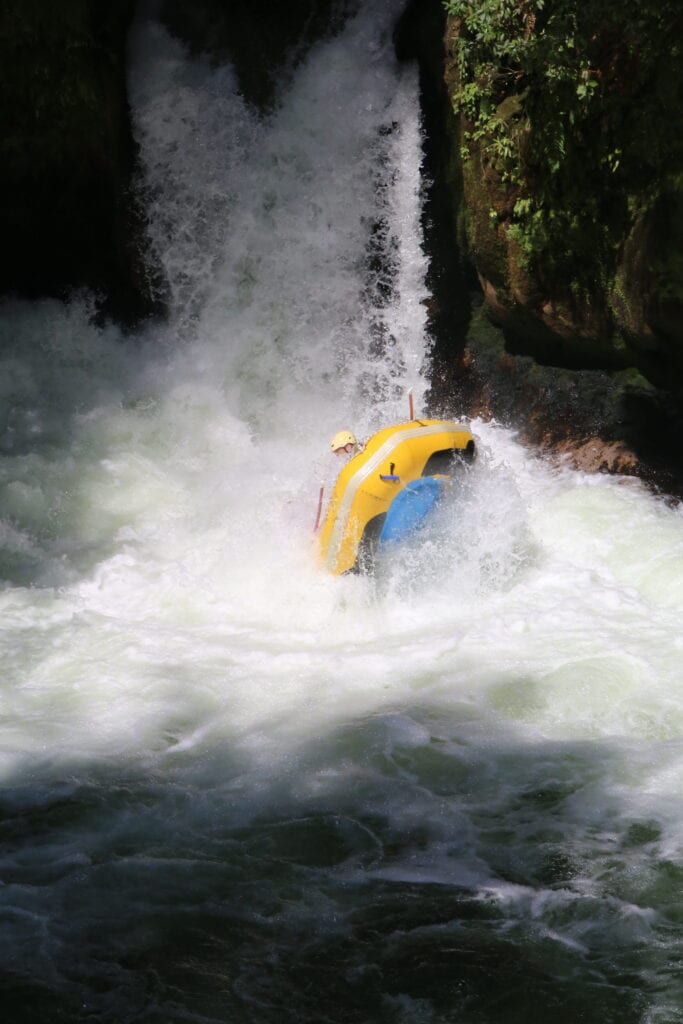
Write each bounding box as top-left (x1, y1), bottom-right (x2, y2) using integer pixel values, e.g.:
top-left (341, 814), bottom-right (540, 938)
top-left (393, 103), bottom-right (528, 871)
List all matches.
top-left (2, 2), bottom-right (683, 1021)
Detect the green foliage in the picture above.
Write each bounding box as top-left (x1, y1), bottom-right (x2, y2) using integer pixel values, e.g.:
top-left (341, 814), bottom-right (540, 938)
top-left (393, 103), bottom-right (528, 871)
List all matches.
top-left (444, 0), bottom-right (683, 294)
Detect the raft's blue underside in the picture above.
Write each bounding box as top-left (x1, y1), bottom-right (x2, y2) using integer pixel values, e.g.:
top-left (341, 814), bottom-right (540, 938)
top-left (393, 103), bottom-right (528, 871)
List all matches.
top-left (378, 476), bottom-right (444, 546)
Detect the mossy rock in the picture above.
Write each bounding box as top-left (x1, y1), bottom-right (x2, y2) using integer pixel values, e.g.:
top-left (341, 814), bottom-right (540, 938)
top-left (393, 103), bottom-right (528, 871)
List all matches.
top-left (440, 6), bottom-right (683, 390)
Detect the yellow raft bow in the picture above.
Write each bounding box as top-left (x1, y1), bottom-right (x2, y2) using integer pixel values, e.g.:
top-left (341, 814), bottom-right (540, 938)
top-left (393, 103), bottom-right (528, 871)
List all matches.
top-left (317, 419), bottom-right (475, 574)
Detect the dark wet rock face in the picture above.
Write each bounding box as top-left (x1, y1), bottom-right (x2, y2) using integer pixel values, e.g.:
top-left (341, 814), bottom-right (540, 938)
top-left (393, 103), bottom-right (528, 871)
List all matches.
top-left (429, 304), bottom-right (683, 500)
top-left (0, 0), bottom-right (158, 325)
top-left (394, 0), bottom-right (475, 354)
top-left (159, 0), bottom-right (360, 112)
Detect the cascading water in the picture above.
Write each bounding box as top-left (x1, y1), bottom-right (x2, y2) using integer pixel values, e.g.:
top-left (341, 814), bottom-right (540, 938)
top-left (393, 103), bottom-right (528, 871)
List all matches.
top-left (1, 2), bottom-right (683, 1021)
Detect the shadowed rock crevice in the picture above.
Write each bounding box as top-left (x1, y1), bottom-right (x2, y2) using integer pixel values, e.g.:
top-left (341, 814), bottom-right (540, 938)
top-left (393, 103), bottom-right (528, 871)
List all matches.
top-left (159, 0), bottom-right (361, 112)
top-left (0, 0), bottom-right (160, 325)
top-left (394, 0), bottom-right (476, 357)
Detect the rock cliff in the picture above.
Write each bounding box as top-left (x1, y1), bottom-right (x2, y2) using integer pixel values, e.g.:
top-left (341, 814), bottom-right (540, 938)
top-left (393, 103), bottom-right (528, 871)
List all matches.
top-left (440, 0), bottom-right (683, 389)
top-left (0, 0), bottom-right (156, 323)
top-left (398, 0), bottom-right (683, 494)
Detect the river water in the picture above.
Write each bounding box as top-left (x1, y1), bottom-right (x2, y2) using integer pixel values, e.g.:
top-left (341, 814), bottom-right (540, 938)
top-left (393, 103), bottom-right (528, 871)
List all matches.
top-left (1, 2), bottom-right (683, 1022)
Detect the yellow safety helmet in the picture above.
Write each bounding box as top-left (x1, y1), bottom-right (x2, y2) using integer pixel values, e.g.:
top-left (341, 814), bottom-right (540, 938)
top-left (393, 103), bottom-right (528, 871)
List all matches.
top-left (329, 430), bottom-right (356, 452)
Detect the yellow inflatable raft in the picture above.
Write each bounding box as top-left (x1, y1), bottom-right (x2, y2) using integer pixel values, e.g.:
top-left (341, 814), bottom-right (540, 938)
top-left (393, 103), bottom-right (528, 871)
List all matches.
top-left (317, 419), bottom-right (475, 574)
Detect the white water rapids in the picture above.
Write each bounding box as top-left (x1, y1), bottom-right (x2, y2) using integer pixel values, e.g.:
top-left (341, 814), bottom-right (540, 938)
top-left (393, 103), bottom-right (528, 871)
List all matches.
top-left (1, 2), bottom-right (683, 1021)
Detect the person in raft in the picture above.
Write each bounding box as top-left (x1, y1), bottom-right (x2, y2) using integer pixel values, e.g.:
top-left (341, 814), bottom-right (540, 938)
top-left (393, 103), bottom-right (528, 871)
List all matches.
top-left (329, 430), bottom-right (361, 458)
